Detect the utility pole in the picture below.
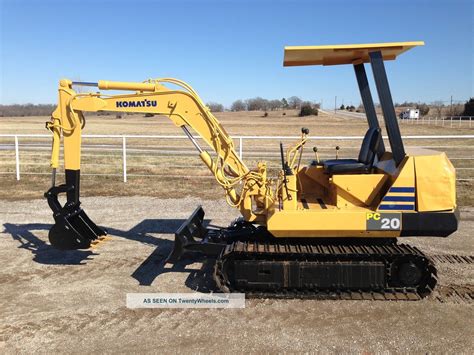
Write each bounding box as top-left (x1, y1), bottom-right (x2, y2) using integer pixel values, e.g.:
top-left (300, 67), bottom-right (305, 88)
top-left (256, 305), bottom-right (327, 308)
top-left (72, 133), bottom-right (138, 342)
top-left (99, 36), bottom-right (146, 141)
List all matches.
top-left (334, 96), bottom-right (337, 114)
top-left (450, 95), bottom-right (453, 115)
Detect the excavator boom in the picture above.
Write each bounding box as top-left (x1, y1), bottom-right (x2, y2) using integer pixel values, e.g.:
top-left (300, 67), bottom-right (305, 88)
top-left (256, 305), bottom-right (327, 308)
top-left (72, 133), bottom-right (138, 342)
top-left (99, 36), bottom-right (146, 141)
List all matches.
top-left (45, 77), bottom-right (273, 250)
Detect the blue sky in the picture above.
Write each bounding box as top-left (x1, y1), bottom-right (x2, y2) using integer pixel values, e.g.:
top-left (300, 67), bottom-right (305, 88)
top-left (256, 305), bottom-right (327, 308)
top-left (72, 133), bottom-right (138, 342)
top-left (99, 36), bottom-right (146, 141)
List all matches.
top-left (0, 0), bottom-right (472, 108)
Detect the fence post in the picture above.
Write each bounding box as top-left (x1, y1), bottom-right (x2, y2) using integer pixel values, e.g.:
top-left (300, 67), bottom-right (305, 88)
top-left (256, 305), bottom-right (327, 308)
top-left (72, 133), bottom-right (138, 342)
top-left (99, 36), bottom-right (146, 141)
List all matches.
top-left (14, 135), bottom-right (20, 180)
top-left (451, 116), bottom-right (453, 128)
top-left (122, 136), bottom-right (127, 182)
top-left (239, 137), bottom-right (243, 159)
top-left (459, 116), bottom-right (462, 127)
top-left (470, 117), bottom-right (472, 128)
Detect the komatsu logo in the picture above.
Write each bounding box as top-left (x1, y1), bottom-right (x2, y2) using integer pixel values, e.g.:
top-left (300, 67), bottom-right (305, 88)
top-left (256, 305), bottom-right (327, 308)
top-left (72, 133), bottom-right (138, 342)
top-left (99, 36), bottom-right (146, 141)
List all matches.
top-left (116, 99), bottom-right (157, 108)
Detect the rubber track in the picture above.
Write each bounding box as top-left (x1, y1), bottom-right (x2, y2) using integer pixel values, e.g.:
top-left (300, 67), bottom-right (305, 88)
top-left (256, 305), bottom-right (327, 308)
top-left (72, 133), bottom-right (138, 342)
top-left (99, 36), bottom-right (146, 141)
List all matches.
top-left (214, 241), bottom-right (437, 301)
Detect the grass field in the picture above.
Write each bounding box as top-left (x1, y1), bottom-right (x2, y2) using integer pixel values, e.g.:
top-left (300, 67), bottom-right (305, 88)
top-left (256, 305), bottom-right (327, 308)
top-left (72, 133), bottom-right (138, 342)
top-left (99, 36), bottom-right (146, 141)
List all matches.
top-left (1, 110), bottom-right (473, 204)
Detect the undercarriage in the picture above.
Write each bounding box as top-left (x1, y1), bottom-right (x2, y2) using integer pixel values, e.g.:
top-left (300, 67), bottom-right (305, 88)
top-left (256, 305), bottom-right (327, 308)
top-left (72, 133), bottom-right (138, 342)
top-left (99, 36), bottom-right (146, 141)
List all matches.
top-left (167, 206), bottom-right (438, 300)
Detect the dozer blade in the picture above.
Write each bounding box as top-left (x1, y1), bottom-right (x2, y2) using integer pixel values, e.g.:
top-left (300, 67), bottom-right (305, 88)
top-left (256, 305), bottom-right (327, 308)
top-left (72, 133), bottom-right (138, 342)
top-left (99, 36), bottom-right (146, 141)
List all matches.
top-left (45, 185), bottom-right (107, 250)
top-left (166, 206), bottom-right (225, 263)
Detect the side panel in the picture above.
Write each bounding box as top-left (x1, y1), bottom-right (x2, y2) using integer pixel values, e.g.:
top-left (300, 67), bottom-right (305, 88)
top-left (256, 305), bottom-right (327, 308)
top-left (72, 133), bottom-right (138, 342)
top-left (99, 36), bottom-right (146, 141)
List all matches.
top-left (267, 209), bottom-right (399, 238)
top-left (414, 153), bottom-right (456, 211)
top-left (332, 174), bottom-right (388, 206)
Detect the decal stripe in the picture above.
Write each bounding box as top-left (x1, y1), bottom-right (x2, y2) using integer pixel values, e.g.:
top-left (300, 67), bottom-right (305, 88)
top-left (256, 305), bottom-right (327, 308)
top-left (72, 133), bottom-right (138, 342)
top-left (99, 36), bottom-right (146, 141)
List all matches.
top-left (382, 196), bottom-right (416, 202)
top-left (379, 204), bottom-right (415, 211)
top-left (389, 187), bottom-right (415, 193)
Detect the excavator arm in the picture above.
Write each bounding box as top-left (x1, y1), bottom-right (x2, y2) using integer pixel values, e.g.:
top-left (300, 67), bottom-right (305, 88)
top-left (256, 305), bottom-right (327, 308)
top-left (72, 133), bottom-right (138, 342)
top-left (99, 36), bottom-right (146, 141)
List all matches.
top-left (45, 78), bottom-right (274, 250)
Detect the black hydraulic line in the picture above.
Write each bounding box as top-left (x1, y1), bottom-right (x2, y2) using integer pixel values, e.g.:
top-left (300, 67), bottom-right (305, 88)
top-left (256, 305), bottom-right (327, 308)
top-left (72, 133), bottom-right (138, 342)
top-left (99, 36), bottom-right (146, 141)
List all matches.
top-left (369, 51), bottom-right (405, 165)
top-left (279, 142), bottom-right (291, 200)
top-left (354, 63), bottom-right (385, 156)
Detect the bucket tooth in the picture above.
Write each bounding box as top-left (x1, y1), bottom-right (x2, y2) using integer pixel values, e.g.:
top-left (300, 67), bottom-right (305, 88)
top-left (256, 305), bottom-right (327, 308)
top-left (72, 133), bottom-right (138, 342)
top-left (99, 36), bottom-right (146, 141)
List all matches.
top-left (78, 210), bottom-right (107, 237)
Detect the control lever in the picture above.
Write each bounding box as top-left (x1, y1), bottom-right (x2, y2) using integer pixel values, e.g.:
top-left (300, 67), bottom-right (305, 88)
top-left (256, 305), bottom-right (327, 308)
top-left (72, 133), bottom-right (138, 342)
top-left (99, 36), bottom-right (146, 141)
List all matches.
top-left (279, 142), bottom-right (292, 201)
top-left (313, 147), bottom-right (320, 164)
top-left (296, 127), bottom-right (309, 171)
top-left (335, 145), bottom-right (340, 160)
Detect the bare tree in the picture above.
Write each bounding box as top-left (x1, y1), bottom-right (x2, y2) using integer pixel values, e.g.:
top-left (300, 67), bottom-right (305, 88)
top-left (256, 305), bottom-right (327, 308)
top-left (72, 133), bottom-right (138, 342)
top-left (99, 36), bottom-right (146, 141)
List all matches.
top-left (0, 104), bottom-right (56, 117)
top-left (231, 100), bottom-right (246, 111)
top-left (268, 99), bottom-right (283, 111)
top-left (287, 96), bottom-right (302, 109)
top-left (432, 101), bottom-right (444, 118)
top-left (450, 103), bottom-right (464, 116)
top-left (206, 102), bottom-right (224, 112)
top-left (245, 97), bottom-right (269, 111)
top-left (416, 103), bottom-right (430, 116)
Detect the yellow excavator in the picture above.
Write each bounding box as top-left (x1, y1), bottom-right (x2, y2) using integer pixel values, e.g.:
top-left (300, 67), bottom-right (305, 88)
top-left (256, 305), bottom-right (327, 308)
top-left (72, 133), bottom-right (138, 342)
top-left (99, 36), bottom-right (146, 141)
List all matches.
top-left (45, 42), bottom-right (458, 300)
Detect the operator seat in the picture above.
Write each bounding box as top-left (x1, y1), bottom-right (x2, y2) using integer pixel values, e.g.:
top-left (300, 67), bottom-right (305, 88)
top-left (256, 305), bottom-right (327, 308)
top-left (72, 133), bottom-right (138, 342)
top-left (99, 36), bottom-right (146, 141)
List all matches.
top-left (323, 127), bottom-right (382, 174)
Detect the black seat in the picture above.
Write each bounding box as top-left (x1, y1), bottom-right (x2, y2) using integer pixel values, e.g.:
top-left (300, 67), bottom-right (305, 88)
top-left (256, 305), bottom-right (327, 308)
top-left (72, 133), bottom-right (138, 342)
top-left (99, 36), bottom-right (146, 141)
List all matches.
top-left (323, 127), bottom-right (381, 174)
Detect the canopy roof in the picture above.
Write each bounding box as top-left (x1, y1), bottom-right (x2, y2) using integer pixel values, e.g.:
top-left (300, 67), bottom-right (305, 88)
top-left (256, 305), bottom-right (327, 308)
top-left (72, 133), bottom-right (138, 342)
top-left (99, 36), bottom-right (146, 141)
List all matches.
top-left (283, 41), bottom-right (424, 66)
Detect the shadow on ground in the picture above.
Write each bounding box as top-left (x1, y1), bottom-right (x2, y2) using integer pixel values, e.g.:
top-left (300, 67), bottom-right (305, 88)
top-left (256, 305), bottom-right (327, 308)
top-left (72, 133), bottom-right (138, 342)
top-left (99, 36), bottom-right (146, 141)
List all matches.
top-left (2, 218), bottom-right (217, 292)
top-left (3, 223), bottom-right (97, 265)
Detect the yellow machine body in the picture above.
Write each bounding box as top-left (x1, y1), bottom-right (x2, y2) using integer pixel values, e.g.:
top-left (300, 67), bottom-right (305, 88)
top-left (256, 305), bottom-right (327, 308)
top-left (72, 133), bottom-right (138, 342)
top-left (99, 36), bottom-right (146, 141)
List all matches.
top-left (268, 151), bottom-right (456, 237)
top-left (46, 41), bottom-right (457, 242)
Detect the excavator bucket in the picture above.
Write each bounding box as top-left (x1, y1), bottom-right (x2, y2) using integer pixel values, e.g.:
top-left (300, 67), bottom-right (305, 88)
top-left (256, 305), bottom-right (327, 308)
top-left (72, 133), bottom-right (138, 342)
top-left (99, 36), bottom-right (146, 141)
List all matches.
top-left (45, 184), bottom-right (107, 250)
top-left (166, 206), bottom-right (225, 263)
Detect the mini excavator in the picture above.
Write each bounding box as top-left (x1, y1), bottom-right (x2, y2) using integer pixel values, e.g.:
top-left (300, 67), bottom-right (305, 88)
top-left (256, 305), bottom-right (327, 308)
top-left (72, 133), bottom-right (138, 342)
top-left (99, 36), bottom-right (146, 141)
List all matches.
top-left (45, 42), bottom-right (458, 299)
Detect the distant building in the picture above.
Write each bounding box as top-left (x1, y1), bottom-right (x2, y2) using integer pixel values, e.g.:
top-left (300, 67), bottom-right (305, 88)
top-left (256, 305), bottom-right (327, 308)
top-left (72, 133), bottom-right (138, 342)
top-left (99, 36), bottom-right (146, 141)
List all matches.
top-left (399, 108), bottom-right (420, 120)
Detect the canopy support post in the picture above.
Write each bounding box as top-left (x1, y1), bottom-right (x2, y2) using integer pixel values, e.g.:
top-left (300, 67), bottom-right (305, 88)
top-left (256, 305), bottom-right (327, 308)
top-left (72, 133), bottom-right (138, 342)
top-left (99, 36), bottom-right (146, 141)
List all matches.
top-left (369, 50), bottom-right (405, 166)
top-left (354, 63), bottom-right (385, 156)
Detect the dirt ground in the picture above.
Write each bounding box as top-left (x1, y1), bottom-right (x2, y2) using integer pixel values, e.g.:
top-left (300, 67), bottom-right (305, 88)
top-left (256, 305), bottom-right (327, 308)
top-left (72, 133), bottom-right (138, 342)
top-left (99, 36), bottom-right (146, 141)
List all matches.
top-left (0, 197), bottom-right (473, 353)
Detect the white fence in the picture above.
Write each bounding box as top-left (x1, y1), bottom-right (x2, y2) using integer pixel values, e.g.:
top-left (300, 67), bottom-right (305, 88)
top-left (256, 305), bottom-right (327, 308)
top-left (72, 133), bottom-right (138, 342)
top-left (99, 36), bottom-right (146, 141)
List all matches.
top-left (1, 134), bottom-right (473, 182)
top-left (399, 116), bottom-right (473, 127)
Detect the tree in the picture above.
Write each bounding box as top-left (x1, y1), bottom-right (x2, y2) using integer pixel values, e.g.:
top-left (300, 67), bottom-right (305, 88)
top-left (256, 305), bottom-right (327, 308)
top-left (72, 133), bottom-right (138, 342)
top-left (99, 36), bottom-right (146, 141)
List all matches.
top-left (450, 103), bottom-right (464, 116)
top-left (268, 99), bottom-right (283, 111)
top-left (231, 100), bottom-right (246, 111)
top-left (206, 102), bottom-right (224, 112)
top-left (339, 104), bottom-right (345, 110)
top-left (288, 96), bottom-right (302, 109)
top-left (462, 98), bottom-right (474, 116)
top-left (298, 101), bottom-right (319, 117)
top-left (432, 101), bottom-right (444, 118)
top-left (245, 97), bottom-right (268, 111)
top-left (0, 104), bottom-right (56, 117)
top-left (281, 98), bottom-right (289, 108)
top-left (416, 103), bottom-right (430, 116)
